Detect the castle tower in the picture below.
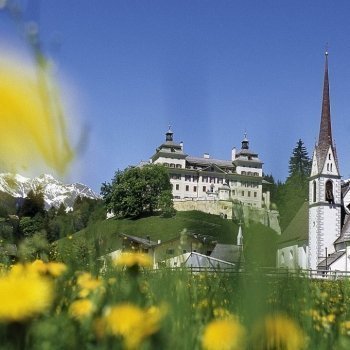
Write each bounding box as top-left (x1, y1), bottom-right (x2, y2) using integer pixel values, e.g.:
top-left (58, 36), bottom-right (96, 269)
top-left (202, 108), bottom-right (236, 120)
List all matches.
top-left (308, 52), bottom-right (341, 270)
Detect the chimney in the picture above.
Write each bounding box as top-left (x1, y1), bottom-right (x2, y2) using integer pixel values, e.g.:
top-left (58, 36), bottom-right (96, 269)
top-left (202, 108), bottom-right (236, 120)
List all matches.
top-left (231, 147), bottom-right (236, 161)
top-left (204, 153), bottom-right (210, 159)
top-left (180, 141), bottom-right (184, 151)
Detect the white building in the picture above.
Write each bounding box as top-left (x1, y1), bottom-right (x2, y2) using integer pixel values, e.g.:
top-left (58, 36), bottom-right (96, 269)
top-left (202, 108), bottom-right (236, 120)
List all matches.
top-left (277, 52), bottom-right (350, 273)
top-left (147, 128), bottom-right (269, 209)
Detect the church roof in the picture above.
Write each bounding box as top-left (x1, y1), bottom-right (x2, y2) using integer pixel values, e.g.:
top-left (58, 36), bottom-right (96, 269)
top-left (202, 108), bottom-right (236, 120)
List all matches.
top-left (278, 202), bottom-right (309, 245)
top-left (334, 215), bottom-right (350, 245)
top-left (317, 250), bottom-right (345, 269)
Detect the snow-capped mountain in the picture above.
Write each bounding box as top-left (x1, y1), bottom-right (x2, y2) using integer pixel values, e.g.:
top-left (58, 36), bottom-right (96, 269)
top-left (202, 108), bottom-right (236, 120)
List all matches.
top-left (0, 173), bottom-right (100, 209)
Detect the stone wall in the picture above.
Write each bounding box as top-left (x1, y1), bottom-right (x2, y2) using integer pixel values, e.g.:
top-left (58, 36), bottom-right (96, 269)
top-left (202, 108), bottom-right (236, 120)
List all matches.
top-left (173, 199), bottom-right (281, 234)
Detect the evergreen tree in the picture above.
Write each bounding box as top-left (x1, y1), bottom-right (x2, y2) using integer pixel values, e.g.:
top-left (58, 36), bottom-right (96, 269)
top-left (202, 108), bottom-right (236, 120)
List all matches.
top-left (288, 139), bottom-right (311, 181)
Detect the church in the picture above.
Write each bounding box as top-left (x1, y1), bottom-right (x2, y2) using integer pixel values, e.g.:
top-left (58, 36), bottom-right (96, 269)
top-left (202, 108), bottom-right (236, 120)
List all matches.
top-left (144, 128), bottom-right (270, 210)
top-left (277, 52), bottom-right (350, 272)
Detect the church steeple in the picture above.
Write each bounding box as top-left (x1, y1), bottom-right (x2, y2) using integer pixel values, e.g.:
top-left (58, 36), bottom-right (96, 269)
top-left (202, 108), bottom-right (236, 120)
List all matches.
top-left (316, 51), bottom-right (338, 172)
top-left (318, 51), bottom-right (333, 151)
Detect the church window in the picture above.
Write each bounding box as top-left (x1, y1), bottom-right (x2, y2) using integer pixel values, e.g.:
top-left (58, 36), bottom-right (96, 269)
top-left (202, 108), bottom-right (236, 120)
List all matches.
top-left (289, 250), bottom-right (294, 260)
top-left (329, 154), bottom-right (331, 160)
top-left (176, 184), bottom-right (179, 191)
top-left (325, 180), bottom-right (334, 204)
top-left (185, 185), bottom-right (189, 191)
top-left (327, 164), bottom-right (329, 171)
top-left (313, 181), bottom-right (316, 202)
top-left (330, 164), bottom-right (333, 172)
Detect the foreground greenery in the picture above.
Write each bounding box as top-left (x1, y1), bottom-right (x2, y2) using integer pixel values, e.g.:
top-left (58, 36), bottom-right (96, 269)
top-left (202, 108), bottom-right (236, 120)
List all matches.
top-left (1, 246), bottom-right (350, 350)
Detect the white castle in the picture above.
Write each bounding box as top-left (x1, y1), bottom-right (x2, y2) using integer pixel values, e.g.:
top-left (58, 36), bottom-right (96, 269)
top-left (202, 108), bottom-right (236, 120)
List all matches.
top-left (277, 52), bottom-right (350, 272)
top-left (146, 128), bottom-right (270, 210)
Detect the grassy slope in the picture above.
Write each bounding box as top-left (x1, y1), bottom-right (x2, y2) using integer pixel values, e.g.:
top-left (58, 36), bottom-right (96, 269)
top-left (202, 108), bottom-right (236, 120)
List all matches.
top-left (57, 210), bottom-right (279, 267)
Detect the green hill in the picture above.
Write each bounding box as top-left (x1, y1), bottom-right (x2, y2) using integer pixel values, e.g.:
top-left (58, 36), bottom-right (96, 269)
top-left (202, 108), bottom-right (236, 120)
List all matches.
top-left (55, 210), bottom-right (279, 268)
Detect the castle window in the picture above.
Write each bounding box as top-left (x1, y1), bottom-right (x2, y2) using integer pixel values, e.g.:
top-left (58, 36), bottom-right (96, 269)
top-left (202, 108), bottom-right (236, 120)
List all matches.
top-left (185, 185), bottom-right (189, 192)
top-left (202, 176), bottom-right (208, 183)
top-left (241, 171), bottom-right (246, 175)
top-left (185, 175), bottom-right (191, 182)
top-left (170, 163), bottom-right (175, 168)
top-left (232, 190), bottom-right (236, 195)
top-left (241, 191), bottom-right (244, 196)
top-left (164, 163), bottom-right (169, 167)
top-left (176, 184), bottom-right (179, 191)
top-left (203, 186), bottom-right (207, 192)
top-left (176, 164), bottom-right (182, 168)
top-left (248, 191), bottom-right (251, 197)
top-left (325, 180), bottom-right (334, 204)
top-left (193, 186), bottom-right (197, 192)
top-left (313, 181), bottom-right (316, 202)
top-left (254, 192), bottom-right (257, 198)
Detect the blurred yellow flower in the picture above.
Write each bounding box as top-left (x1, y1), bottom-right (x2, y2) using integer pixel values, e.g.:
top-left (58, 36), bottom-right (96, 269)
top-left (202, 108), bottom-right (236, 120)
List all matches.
top-left (251, 314), bottom-right (306, 350)
top-left (0, 52), bottom-right (74, 173)
top-left (104, 303), bottom-right (163, 349)
top-left (46, 262), bottom-right (67, 277)
top-left (69, 299), bottom-right (94, 320)
top-left (0, 265), bottom-right (53, 322)
top-left (114, 252), bottom-right (152, 268)
top-left (77, 272), bottom-right (102, 297)
top-left (202, 318), bottom-right (246, 350)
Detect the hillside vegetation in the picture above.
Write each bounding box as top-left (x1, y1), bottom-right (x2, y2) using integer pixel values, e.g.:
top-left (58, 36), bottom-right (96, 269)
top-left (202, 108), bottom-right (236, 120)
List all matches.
top-left (55, 210), bottom-right (279, 268)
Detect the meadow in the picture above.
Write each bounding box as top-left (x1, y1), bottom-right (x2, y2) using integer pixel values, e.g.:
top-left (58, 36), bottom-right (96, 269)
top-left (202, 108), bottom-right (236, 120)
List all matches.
top-left (1, 247), bottom-right (350, 350)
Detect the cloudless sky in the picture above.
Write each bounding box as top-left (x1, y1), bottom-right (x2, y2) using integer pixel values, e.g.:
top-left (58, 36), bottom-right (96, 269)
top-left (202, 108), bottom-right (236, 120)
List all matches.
top-left (2, 1), bottom-right (350, 192)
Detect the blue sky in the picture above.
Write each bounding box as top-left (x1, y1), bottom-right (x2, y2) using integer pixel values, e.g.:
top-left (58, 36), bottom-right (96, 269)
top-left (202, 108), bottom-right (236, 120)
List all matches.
top-left (2, 1), bottom-right (350, 192)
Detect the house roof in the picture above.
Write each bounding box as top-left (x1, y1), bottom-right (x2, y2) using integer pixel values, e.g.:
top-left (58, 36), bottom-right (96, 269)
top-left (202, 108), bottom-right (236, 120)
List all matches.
top-left (318, 250), bottom-right (345, 269)
top-left (119, 233), bottom-right (158, 248)
top-left (210, 244), bottom-right (244, 263)
top-left (278, 202), bottom-right (309, 245)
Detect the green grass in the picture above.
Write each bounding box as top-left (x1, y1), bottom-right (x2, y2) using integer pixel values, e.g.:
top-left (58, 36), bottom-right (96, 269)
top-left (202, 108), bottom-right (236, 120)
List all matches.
top-left (56, 210), bottom-right (279, 267)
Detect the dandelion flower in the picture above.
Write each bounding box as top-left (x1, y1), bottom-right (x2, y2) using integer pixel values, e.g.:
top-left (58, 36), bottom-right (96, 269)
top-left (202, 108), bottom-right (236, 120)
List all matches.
top-left (251, 314), bottom-right (306, 350)
top-left (104, 303), bottom-right (163, 349)
top-left (114, 252), bottom-right (152, 268)
top-left (76, 272), bottom-right (102, 297)
top-left (0, 266), bottom-right (53, 322)
top-left (202, 318), bottom-right (246, 350)
top-left (0, 52), bottom-right (74, 173)
top-left (69, 299), bottom-right (94, 320)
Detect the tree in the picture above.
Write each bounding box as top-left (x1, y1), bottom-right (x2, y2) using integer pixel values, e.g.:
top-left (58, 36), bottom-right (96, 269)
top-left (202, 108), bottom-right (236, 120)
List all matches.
top-left (19, 188), bottom-right (45, 218)
top-left (101, 164), bottom-right (174, 218)
top-left (288, 139), bottom-right (311, 181)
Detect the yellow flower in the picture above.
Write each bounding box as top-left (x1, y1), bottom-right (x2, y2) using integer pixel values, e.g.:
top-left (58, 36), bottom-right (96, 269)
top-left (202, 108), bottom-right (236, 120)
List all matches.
top-left (76, 272), bottom-right (102, 298)
top-left (0, 51), bottom-right (73, 173)
top-left (251, 314), bottom-right (306, 350)
top-left (202, 318), bottom-right (246, 350)
top-left (104, 303), bottom-right (164, 349)
top-left (69, 299), bottom-right (94, 320)
top-left (46, 262), bottom-right (67, 277)
top-left (114, 252), bottom-right (152, 268)
top-left (0, 265), bottom-right (53, 322)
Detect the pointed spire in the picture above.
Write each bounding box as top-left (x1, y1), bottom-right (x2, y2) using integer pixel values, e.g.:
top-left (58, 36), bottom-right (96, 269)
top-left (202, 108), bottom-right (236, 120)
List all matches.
top-left (318, 50), bottom-right (333, 149)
